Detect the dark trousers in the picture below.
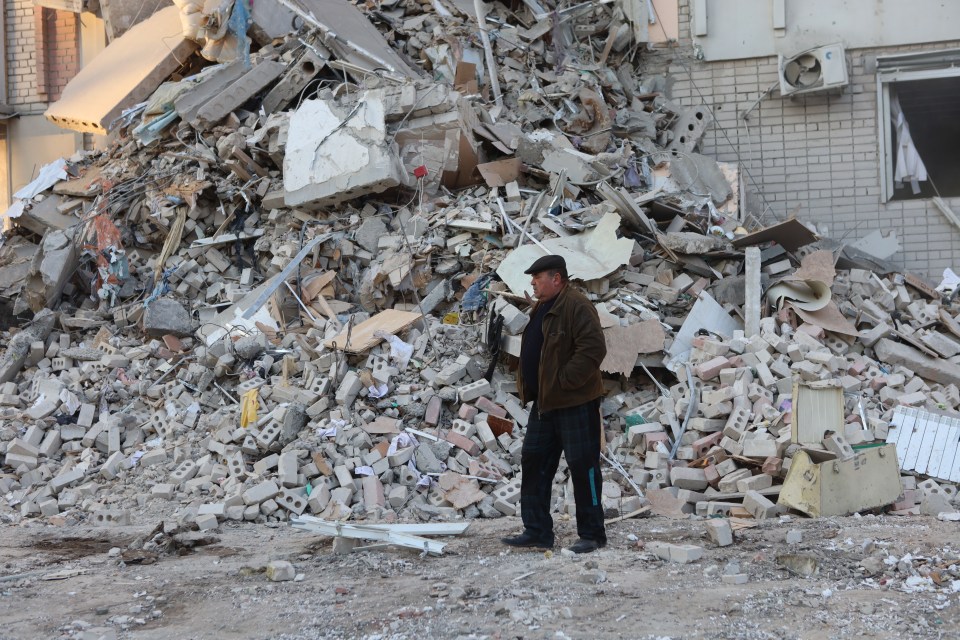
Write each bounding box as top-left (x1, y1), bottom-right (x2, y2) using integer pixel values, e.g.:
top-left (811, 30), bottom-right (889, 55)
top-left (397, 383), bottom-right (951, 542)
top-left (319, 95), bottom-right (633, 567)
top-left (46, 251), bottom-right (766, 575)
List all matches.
top-left (519, 398), bottom-right (606, 543)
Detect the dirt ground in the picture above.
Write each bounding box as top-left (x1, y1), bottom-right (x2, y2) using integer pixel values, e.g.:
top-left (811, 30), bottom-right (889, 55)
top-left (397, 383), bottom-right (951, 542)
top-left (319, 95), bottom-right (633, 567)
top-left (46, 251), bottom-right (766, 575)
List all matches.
top-left (0, 512), bottom-right (957, 640)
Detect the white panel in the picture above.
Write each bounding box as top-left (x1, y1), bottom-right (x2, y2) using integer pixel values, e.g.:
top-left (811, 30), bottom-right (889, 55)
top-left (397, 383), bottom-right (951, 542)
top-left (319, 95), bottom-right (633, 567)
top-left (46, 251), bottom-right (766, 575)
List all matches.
top-left (922, 419), bottom-right (950, 477)
top-left (903, 417), bottom-right (933, 469)
top-left (889, 407), bottom-right (960, 482)
top-left (693, 0), bottom-right (708, 36)
top-left (888, 407), bottom-right (917, 468)
top-left (698, 0), bottom-right (960, 62)
top-left (944, 419), bottom-right (960, 483)
top-left (772, 0), bottom-right (786, 29)
top-left (931, 421), bottom-right (960, 478)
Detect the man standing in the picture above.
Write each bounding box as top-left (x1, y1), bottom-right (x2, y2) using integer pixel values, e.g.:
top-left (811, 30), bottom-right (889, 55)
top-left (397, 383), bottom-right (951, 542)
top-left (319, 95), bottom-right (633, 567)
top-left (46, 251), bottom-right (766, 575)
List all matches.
top-left (501, 255), bottom-right (608, 554)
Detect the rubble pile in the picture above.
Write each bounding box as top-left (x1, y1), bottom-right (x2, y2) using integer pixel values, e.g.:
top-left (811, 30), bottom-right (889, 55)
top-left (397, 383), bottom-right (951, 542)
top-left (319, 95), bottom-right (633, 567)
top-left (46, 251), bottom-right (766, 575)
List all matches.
top-left (1, 0), bottom-right (959, 536)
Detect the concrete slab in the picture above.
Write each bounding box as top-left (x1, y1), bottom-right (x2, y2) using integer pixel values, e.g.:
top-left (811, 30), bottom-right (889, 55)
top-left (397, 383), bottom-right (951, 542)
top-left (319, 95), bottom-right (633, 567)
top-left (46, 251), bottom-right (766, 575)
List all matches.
top-left (284, 94), bottom-right (406, 208)
top-left (280, 0), bottom-right (421, 79)
top-left (45, 6), bottom-right (198, 135)
top-left (194, 60), bottom-right (287, 126)
top-left (100, 0), bottom-right (167, 41)
top-left (249, 0), bottom-right (299, 44)
top-left (262, 50), bottom-right (326, 114)
top-left (174, 62), bottom-right (249, 125)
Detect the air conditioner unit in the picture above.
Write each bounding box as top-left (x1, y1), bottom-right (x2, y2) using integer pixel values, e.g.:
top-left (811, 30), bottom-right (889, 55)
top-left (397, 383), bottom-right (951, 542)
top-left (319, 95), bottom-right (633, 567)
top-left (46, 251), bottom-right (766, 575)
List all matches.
top-left (778, 43), bottom-right (849, 97)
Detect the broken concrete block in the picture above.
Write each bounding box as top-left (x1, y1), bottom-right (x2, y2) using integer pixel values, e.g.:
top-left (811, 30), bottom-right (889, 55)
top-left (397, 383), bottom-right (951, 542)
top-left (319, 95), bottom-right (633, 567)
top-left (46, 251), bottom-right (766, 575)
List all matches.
top-left (143, 298), bottom-right (195, 338)
top-left (743, 490), bottom-right (777, 520)
top-left (457, 378), bottom-right (491, 403)
top-left (705, 519), bottom-right (733, 547)
top-left (284, 93), bottom-right (406, 208)
top-left (243, 480), bottom-right (280, 505)
top-left (196, 513), bottom-right (219, 531)
top-left (195, 60), bottom-right (286, 126)
top-left (262, 50), bottom-right (326, 114)
top-left (0, 310), bottom-right (57, 384)
top-left (93, 509), bottom-right (130, 526)
top-left (492, 298), bottom-right (529, 335)
top-left (648, 542), bottom-right (704, 564)
top-left (335, 371), bottom-right (363, 406)
top-left (276, 488), bottom-right (308, 515)
top-left (266, 560), bottom-right (295, 582)
top-left (875, 338), bottom-right (960, 386)
top-left (669, 466), bottom-right (709, 490)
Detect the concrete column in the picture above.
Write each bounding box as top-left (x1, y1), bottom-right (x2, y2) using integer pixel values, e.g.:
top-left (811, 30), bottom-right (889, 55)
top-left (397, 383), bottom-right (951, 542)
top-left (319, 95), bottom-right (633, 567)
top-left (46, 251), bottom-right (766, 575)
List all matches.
top-left (744, 247), bottom-right (761, 337)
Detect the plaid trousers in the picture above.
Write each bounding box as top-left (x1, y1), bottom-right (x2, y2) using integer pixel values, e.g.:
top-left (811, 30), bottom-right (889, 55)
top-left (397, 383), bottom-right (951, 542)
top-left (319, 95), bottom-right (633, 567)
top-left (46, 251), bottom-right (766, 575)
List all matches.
top-left (519, 398), bottom-right (606, 543)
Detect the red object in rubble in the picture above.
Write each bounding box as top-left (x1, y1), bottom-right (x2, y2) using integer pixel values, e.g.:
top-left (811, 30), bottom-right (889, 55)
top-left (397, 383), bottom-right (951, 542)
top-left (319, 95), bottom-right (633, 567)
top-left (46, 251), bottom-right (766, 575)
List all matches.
top-left (413, 165), bottom-right (428, 179)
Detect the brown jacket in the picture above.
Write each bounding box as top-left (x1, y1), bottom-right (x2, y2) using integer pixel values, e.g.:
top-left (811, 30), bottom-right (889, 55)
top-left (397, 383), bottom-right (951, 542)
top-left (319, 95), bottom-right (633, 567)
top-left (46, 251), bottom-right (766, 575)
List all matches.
top-left (516, 284), bottom-right (606, 412)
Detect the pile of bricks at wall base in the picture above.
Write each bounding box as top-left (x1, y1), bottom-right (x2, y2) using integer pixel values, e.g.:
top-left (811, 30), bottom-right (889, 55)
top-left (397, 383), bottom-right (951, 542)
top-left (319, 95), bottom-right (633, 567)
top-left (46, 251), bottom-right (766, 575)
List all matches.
top-left (1, 0), bottom-right (959, 540)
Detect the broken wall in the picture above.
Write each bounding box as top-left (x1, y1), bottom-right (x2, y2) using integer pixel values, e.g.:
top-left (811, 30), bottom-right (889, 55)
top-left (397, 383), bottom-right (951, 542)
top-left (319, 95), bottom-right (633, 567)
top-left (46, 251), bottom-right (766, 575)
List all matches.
top-left (4, 116), bottom-right (82, 197)
top-left (1, 3), bottom-right (108, 207)
top-left (643, 0), bottom-right (960, 278)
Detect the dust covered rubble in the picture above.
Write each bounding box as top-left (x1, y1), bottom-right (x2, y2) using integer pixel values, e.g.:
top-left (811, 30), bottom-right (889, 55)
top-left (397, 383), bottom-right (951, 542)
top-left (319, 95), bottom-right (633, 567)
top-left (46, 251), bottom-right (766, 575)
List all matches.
top-left (0, 0), bottom-right (958, 546)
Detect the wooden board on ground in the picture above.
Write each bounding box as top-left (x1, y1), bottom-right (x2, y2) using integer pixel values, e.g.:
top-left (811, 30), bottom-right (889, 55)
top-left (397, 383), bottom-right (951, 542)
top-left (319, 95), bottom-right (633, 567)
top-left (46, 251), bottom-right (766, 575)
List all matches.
top-left (323, 309), bottom-right (421, 353)
top-left (731, 218), bottom-right (818, 252)
top-left (53, 166), bottom-right (104, 197)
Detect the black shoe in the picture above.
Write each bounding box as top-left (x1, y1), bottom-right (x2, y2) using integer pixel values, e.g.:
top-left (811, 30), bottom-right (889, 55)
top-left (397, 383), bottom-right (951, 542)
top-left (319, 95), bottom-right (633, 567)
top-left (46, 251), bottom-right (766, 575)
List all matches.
top-left (568, 538), bottom-right (606, 554)
top-left (501, 531), bottom-right (554, 549)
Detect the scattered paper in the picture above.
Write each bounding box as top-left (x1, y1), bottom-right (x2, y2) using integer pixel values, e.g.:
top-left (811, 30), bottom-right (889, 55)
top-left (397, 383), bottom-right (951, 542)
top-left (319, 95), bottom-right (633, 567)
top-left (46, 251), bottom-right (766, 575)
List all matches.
top-left (496, 211), bottom-right (634, 296)
top-left (665, 291), bottom-right (742, 374)
top-left (768, 250), bottom-right (835, 312)
top-left (601, 320), bottom-right (665, 376)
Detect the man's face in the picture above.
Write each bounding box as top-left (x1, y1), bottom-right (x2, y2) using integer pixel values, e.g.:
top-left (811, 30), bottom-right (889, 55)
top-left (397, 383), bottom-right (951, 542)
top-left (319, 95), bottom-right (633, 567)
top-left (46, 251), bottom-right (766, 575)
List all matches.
top-left (530, 270), bottom-right (563, 301)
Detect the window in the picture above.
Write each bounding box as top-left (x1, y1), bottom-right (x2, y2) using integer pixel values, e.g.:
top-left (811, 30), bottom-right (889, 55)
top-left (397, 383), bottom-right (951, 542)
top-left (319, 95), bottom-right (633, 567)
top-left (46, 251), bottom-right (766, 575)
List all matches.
top-left (877, 50), bottom-right (960, 201)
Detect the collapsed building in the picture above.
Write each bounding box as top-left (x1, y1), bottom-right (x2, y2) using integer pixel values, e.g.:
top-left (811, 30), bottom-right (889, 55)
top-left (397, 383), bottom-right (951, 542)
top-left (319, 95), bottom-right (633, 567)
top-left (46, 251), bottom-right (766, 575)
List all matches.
top-left (0, 0), bottom-right (958, 552)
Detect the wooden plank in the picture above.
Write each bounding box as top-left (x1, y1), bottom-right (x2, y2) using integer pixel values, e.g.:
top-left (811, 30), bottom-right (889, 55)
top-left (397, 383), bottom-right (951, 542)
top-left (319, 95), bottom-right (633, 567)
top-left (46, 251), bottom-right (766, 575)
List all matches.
top-left (303, 271), bottom-right (337, 301)
top-left (53, 166), bottom-right (104, 197)
top-left (314, 294), bottom-right (342, 330)
top-left (730, 217), bottom-right (818, 252)
top-left (323, 309), bottom-right (421, 353)
top-left (938, 308), bottom-right (960, 341)
top-left (604, 506), bottom-right (651, 525)
top-left (701, 485), bottom-right (782, 501)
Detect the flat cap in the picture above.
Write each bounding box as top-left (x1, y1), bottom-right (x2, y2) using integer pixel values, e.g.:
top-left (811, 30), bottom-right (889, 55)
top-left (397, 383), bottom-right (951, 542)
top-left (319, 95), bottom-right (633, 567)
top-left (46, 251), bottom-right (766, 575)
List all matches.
top-left (524, 254), bottom-right (566, 275)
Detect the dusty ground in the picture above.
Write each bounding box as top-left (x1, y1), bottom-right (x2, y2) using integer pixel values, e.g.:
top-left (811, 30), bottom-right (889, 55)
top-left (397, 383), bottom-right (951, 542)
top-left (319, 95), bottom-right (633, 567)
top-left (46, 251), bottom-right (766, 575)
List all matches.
top-left (0, 513), bottom-right (958, 640)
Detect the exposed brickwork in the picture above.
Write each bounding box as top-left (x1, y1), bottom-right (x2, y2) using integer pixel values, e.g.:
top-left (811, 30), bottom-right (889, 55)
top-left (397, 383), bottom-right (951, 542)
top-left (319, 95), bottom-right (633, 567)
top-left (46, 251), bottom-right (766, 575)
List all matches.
top-left (5, 1), bottom-right (78, 111)
top-left (44, 9), bottom-right (79, 102)
top-left (641, 0), bottom-right (960, 277)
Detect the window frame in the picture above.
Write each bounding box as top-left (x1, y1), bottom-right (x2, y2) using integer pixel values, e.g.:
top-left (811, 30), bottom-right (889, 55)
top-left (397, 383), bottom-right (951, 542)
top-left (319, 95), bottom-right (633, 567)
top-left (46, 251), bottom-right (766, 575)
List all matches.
top-left (876, 49), bottom-right (960, 201)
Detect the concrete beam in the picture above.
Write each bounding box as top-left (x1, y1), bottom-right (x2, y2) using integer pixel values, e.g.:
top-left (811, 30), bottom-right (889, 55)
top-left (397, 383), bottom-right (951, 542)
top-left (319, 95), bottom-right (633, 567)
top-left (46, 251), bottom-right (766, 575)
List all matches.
top-left (0, 309), bottom-right (57, 384)
top-left (45, 6), bottom-right (197, 134)
top-left (874, 338), bottom-right (960, 386)
top-left (744, 247), bottom-right (761, 337)
top-left (100, 0), bottom-right (167, 41)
